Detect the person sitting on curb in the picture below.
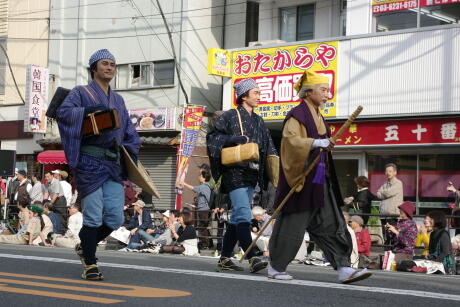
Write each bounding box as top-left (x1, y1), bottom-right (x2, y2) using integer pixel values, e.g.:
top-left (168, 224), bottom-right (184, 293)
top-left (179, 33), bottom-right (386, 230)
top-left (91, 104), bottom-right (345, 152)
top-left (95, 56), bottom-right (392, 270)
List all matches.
top-left (160, 210), bottom-right (199, 256)
top-left (0, 205), bottom-right (45, 245)
top-left (386, 201), bottom-right (418, 263)
top-left (415, 214), bottom-right (434, 258)
top-left (16, 198), bottom-right (31, 235)
top-left (251, 206), bottom-right (273, 258)
top-left (137, 210), bottom-right (179, 248)
top-left (53, 205), bottom-right (83, 249)
top-left (349, 215), bottom-right (371, 268)
top-left (123, 199), bottom-right (152, 250)
top-left (43, 200), bottom-right (62, 235)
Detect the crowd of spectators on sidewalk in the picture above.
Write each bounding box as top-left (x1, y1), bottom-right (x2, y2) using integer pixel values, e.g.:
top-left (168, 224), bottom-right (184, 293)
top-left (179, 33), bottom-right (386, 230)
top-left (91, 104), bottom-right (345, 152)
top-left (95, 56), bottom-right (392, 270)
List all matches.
top-left (0, 160), bottom-right (459, 276)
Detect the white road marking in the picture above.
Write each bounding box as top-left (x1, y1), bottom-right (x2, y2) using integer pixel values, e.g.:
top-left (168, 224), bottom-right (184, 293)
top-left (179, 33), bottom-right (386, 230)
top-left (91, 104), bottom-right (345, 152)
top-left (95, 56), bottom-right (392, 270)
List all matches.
top-left (0, 252), bottom-right (459, 302)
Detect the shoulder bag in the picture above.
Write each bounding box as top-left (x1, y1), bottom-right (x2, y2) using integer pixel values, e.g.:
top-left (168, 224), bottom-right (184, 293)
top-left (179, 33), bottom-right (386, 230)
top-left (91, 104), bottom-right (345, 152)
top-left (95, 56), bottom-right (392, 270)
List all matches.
top-left (221, 109), bottom-right (259, 166)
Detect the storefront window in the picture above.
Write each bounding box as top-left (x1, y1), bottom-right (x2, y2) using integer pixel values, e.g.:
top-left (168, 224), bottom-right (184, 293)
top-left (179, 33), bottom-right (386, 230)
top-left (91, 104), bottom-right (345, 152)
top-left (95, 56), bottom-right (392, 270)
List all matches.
top-left (367, 155), bottom-right (417, 201)
top-left (334, 159), bottom-right (359, 198)
top-left (376, 11), bottom-right (418, 32)
top-left (420, 3), bottom-right (460, 28)
top-left (373, 2), bottom-right (460, 32)
top-left (419, 154), bottom-right (460, 202)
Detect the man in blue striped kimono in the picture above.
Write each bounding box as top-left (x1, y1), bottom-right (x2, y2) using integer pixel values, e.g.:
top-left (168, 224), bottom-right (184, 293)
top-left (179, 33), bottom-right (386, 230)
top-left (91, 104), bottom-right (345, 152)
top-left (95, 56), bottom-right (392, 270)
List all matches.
top-left (56, 49), bottom-right (140, 280)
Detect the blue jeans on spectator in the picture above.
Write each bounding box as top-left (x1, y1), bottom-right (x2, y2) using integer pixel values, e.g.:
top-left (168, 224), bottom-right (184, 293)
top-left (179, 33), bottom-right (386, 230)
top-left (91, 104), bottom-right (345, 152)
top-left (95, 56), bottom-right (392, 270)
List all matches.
top-left (228, 187), bottom-right (254, 225)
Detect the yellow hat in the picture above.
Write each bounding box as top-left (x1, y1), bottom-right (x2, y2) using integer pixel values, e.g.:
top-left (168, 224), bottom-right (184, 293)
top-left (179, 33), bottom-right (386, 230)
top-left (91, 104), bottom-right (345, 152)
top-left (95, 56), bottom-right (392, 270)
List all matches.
top-left (294, 71), bottom-right (329, 93)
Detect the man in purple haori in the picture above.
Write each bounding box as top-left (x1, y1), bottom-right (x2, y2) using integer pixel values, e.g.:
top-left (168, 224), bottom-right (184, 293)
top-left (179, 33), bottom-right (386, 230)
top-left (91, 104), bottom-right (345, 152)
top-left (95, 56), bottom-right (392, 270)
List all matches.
top-left (56, 49), bottom-right (140, 280)
top-left (267, 70), bottom-right (371, 284)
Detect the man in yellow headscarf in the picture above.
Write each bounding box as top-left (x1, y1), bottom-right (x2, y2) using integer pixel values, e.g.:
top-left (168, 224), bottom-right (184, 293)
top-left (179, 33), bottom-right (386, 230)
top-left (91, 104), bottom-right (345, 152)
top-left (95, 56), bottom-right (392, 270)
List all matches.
top-left (267, 70), bottom-right (372, 283)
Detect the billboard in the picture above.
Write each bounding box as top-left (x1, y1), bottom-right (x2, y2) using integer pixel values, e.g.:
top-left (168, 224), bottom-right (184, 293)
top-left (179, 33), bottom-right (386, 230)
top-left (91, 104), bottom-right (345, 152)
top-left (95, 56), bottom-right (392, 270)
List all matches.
top-left (231, 41), bottom-right (339, 119)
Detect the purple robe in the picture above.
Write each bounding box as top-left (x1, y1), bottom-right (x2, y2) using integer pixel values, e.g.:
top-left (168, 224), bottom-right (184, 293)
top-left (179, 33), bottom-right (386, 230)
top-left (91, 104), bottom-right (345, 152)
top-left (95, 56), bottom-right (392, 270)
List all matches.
top-left (56, 81), bottom-right (140, 199)
top-left (274, 101), bottom-right (343, 213)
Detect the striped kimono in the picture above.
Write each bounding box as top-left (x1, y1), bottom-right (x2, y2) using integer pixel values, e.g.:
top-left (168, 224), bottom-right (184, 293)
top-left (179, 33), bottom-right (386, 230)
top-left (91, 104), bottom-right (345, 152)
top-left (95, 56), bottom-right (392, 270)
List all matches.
top-left (56, 81), bottom-right (140, 199)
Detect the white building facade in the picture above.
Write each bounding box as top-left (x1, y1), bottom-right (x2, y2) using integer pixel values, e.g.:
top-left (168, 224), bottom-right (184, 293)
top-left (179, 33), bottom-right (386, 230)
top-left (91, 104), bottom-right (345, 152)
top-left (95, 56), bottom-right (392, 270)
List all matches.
top-left (222, 0), bottom-right (460, 210)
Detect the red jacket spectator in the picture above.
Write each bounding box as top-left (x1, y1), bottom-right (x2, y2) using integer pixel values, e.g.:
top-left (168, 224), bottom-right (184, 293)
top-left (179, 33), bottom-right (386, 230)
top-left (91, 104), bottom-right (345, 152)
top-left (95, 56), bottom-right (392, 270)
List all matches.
top-left (355, 228), bottom-right (371, 257)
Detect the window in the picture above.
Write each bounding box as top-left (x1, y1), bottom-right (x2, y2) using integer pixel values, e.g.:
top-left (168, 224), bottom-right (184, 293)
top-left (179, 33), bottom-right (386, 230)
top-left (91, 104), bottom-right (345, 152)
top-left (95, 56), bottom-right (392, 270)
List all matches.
top-left (419, 154), bottom-right (460, 202)
top-left (367, 155), bottom-right (417, 201)
top-left (368, 153), bottom-right (460, 205)
top-left (153, 60), bottom-right (175, 86)
top-left (374, 2), bottom-right (460, 32)
top-left (280, 4), bottom-right (315, 42)
top-left (115, 60), bottom-right (175, 89)
top-left (245, 1), bottom-right (259, 46)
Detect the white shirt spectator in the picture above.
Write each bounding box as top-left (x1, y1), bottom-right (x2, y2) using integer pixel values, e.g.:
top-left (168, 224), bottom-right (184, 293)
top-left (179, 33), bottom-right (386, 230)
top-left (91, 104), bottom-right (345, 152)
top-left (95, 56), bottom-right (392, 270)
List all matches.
top-left (29, 181), bottom-right (45, 203)
top-left (60, 180), bottom-right (73, 207)
top-left (66, 212), bottom-right (83, 240)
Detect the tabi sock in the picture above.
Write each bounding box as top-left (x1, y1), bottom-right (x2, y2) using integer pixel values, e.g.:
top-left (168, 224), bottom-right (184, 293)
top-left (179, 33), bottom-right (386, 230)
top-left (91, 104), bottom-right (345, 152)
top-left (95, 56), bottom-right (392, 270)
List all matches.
top-left (221, 224), bottom-right (238, 258)
top-left (79, 225), bottom-right (99, 265)
top-left (337, 267), bottom-right (357, 281)
top-left (236, 222), bottom-right (255, 259)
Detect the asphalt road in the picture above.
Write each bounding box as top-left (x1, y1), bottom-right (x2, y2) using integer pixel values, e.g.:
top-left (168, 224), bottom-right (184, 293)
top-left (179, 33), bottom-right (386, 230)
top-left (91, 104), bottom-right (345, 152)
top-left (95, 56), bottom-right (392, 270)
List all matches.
top-left (0, 244), bottom-right (459, 307)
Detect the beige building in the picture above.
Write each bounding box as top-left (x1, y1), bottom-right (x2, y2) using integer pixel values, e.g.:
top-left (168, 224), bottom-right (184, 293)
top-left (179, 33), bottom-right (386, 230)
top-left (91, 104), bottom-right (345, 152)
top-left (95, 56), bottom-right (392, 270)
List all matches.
top-left (0, 0), bottom-right (49, 173)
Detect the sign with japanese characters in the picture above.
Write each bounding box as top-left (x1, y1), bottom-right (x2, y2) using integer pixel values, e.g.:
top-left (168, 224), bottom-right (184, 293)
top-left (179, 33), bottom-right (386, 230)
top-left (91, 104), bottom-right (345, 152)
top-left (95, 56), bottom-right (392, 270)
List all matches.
top-left (175, 105), bottom-right (206, 209)
top-left (372, 0), bottom-right (458, 13)
top-left (232, 41), bottom-right (339, 119)
top-left (208, 48), bottom-right (231, 77)
top-left (330, 117), bottom-right (460, 146)
top-left (129, 108), bottom-right (177, 131)
top-left (372, 0), bottom-right (417, 13)
top-left (24, 65), bottom-right (49, 133)
top-left (421, 0), bottom-right (460, 6)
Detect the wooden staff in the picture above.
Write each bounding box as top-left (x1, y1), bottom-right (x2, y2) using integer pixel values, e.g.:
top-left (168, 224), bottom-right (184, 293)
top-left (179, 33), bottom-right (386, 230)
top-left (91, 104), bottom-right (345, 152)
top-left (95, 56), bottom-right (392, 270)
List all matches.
top-left (240, 106), bottom-right (363, 262)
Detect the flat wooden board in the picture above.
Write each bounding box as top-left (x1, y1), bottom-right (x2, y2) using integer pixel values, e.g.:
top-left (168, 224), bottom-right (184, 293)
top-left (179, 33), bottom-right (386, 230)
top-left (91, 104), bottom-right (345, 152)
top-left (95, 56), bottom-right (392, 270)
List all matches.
top-left (122, 146), bottom-right (161, 199)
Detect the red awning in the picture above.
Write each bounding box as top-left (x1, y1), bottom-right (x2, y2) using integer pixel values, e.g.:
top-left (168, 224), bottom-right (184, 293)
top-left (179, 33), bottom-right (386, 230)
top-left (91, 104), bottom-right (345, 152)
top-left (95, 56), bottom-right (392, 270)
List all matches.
top-left (37, 150), bottom-right (67, 164)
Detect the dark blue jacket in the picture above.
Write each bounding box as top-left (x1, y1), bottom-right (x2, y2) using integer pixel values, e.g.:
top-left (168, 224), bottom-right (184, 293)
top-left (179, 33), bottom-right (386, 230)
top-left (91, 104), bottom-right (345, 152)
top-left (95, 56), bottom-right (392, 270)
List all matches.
top-left (125, 208), bottom-right (152, 231)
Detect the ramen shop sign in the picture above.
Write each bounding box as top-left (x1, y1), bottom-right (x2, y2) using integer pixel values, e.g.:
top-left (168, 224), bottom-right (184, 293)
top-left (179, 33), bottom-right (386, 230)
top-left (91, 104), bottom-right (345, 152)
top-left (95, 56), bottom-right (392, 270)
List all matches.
top-left (129, 108), bottom-right (178, 131)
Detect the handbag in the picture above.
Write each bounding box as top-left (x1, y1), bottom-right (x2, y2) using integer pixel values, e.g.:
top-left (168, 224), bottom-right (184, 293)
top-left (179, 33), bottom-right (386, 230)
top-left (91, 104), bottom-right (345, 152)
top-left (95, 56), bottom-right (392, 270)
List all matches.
top-left (221, 109), bottom-right (259, 166)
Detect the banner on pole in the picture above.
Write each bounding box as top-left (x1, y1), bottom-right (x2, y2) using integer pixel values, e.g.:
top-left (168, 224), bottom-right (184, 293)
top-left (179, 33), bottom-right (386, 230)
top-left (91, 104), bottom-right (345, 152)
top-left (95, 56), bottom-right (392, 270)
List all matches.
top-left (175, 105), bottom-right (206, 209)
top-left (24, 65), bottom-right (49, 133)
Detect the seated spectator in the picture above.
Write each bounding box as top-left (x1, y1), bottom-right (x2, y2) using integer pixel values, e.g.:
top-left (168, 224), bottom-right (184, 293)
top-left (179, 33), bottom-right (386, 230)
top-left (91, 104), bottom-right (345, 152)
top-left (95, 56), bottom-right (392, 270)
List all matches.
top-left (350, 215), bottom-right (371, 268)
top-left (53, 205), bottom-right (83, 248)
top-left (343, 211), bottom-right (359, 269)
top-left (0, 205), bottom-right (45, 245)
top-left (386, 201), bottom-right (418, 262)
top-left (138, 210), bottom-right (179, 247)
top-left (16, 198), bottom-right (31, 234)
top-left (425, 211), bottom-right (454, 272)
top-left (123, 200), bottom-right (152, 249)
top-left (399, 211), bottom-right (454, 274)
top-left (43, 200), bottom-right (62, 235)
top-left (160, 211), bottom-right (199, 256)
top-left (181, 169), bottom-right (213, 250)
top-left (32, 202), bottom-right (53, 246)
top-left (250, 206), bottom-right (273, 258)
top-left (415, 214), bottom-right (434, 258)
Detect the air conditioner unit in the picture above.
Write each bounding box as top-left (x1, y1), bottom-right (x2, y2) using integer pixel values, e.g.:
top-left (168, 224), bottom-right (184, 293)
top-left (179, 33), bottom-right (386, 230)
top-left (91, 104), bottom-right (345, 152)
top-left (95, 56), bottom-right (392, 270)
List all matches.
top-left (248, 40), bottom-right (286, 47)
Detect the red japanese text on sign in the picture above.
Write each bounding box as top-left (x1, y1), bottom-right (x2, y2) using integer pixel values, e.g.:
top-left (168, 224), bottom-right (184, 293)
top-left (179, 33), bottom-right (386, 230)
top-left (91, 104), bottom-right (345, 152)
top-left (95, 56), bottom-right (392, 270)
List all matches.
top-left (330, 117), bottom-right (460, 146)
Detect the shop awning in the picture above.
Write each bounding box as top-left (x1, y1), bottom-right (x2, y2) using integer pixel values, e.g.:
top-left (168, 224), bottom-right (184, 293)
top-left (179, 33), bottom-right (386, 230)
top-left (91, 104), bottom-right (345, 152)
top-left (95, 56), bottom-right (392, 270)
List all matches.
top-left (37, 150), bottom-right (67, 164)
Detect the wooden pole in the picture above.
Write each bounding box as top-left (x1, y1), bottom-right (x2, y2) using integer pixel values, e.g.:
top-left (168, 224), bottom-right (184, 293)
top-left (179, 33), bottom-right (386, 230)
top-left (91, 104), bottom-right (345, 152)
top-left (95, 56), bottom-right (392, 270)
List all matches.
top-left (240, 106), bottom-right (363, 262)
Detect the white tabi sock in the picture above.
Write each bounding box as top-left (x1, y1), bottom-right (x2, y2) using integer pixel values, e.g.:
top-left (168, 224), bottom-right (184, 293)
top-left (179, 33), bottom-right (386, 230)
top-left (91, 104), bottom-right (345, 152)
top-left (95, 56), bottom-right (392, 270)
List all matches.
top-left (337, 267), bottom-right (356, 281)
